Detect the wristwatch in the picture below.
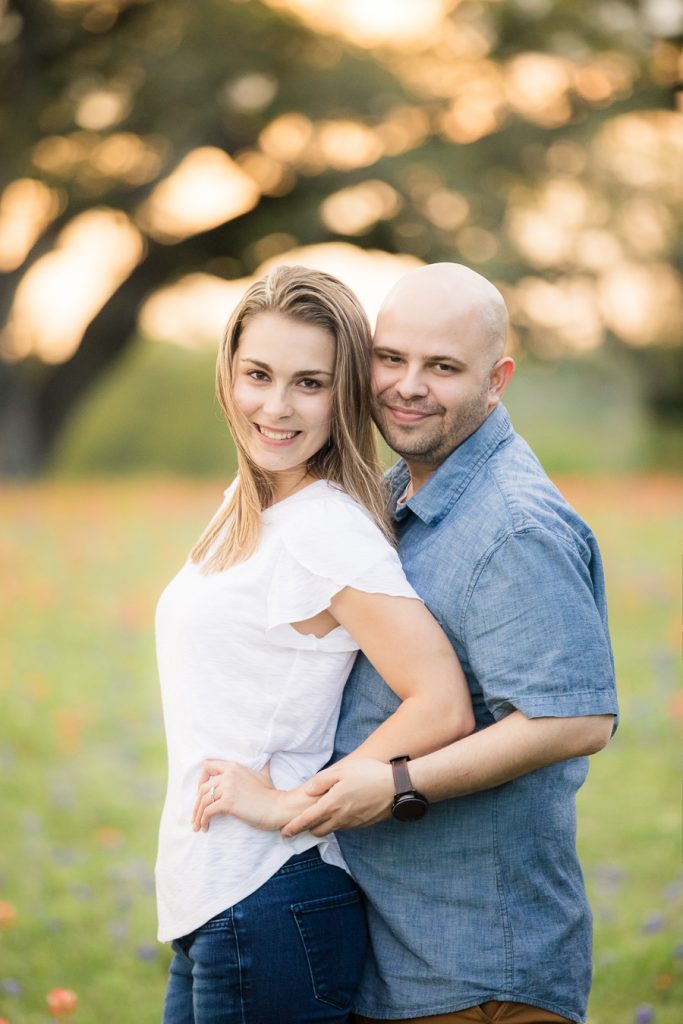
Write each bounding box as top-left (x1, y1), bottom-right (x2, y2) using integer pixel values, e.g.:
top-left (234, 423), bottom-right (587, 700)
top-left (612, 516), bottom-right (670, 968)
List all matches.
top-left (389, 755), bottom-right (429, 821)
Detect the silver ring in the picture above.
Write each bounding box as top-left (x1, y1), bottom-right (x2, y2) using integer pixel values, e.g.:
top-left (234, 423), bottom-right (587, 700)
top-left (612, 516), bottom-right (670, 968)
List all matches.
top-left (210, 785), bottom-right (217, 802)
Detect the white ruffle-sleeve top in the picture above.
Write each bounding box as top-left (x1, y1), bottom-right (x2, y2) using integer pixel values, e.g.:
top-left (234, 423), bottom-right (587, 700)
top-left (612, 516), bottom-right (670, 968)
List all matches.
top-left (154, 479), bottom-right (420, 942)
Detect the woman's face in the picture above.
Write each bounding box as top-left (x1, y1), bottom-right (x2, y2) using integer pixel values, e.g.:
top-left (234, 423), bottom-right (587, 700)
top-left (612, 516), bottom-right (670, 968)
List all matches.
top-left (232, 311), bottom-right (335, 483)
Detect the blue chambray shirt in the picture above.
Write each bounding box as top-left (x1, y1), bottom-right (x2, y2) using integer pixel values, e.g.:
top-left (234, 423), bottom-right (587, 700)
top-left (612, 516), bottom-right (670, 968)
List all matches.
top-left (333, 404), bottom-right (618, 1023)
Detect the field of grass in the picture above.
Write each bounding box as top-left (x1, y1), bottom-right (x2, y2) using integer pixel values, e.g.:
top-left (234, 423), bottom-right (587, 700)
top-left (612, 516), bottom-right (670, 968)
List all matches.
top-left (1, 476), bottom-right (681, 1024)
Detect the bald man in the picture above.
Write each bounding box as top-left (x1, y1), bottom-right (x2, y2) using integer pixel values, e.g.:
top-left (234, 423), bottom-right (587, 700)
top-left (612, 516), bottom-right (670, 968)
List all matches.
top-left (283, 265), bottom-right (618, 1023)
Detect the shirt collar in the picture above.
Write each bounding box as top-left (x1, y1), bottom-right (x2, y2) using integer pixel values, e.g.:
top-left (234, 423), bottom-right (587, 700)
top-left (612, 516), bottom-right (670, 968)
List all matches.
top-left (388, 404), bottom-right (513, 527)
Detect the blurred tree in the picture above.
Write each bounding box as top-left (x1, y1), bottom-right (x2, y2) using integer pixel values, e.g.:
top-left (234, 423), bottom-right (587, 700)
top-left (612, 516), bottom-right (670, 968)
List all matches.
top-left (0, 0), bottom-right (680, 474)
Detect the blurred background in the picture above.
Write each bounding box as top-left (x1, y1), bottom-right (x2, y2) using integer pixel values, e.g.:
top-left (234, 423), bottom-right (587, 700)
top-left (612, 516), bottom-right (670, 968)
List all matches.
top-left (0, 0), bottom-right (682, 476)
top-left (1, 2), bottom-right (682, 1023)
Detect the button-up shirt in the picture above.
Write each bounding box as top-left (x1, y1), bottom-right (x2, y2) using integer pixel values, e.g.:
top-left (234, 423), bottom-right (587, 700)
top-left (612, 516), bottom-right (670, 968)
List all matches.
top-left (333, 404), bottom-right (618, 1023)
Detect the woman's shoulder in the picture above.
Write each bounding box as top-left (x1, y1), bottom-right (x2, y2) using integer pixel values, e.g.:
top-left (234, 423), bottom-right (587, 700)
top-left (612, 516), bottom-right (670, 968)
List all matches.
top-left (286, 479), bottom-right (379, 527)
top-left (272, 479), bottom-right (389, 552)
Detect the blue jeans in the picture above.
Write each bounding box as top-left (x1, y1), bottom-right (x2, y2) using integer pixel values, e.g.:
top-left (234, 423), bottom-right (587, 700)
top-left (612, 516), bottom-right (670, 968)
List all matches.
top-left (162, 849), bottom-right (368, 1024)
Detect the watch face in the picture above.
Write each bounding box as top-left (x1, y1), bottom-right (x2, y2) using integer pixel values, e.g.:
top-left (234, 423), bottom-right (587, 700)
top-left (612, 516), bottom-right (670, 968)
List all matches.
top-left (392, 794), bottom-right (428, 822)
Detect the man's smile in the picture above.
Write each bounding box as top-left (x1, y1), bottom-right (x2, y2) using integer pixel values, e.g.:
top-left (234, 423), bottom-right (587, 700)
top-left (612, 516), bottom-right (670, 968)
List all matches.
top-left (380, 403), bottom-right (438, 424)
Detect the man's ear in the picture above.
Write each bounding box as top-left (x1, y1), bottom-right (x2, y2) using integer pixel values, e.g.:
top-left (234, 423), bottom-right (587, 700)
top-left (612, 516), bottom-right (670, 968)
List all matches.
top-left (487, 356), bottom-right (515, 411)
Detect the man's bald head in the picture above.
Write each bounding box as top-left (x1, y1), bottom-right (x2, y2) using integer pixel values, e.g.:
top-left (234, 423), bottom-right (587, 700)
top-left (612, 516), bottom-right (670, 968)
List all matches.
top-left (378, 263), bottom-right (508, 367)
top-left (371, 262), bottom-right (515, 480)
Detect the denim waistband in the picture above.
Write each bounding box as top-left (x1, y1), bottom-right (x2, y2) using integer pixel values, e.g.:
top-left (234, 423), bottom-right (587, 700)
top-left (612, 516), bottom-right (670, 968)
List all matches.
top-left (273, 846), bottom-right (323, 877)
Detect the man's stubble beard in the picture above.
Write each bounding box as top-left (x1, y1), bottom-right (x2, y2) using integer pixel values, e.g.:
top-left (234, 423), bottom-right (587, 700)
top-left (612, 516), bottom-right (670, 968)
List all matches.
top-left (373, 383), bottom-right (490, 468)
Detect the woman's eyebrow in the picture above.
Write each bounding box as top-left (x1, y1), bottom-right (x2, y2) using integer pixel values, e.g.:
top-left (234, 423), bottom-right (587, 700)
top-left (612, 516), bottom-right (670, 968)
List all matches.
top-left (239, 357), bottom-right (332, 377)
top-left (240, 357), bottom-right (271, 369)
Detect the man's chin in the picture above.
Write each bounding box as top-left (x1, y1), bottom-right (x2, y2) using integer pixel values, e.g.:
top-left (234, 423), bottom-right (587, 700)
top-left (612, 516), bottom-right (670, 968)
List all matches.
top-left (379, 428), bottom-right (443, 463)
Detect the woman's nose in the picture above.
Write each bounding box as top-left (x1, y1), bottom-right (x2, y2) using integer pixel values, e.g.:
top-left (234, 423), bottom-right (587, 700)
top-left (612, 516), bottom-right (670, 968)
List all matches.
top-left (262, 386), bottom-right (294, 418)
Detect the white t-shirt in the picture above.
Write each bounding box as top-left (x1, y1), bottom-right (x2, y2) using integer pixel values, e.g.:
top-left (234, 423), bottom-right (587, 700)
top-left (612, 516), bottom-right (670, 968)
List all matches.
top-left (154, 478), bottom-right (419, 942)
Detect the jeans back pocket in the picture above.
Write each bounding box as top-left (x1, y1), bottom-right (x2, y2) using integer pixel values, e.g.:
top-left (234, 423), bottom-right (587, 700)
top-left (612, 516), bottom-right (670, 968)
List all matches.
top-left (291, 889), bottom-right (367, 1010)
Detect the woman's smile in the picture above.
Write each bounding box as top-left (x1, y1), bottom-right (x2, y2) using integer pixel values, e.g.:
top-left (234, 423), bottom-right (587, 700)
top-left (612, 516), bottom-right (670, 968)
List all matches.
top-left (254, 424), bottom-right (302, 444)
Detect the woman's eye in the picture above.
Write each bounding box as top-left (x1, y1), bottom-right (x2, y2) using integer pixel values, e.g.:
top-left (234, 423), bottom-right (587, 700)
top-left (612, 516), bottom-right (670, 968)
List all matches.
top-left (247, 370), bottom-right (269, 382)
top-left (299, 378), bottom-right (322, 390)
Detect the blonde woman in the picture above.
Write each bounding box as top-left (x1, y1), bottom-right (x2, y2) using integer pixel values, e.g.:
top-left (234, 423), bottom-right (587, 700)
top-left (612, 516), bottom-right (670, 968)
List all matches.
top-left (155, 266), bottom-right (474, 1024)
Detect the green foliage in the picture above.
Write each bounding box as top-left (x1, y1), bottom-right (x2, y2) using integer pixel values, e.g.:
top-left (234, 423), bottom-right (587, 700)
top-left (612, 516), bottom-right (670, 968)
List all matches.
top-left (0, 477), bottom-right (681, 1023)
top-left (2, 0), bottom-right (681, 476)
top-left (50, 338), bottom-right (682, 477)
top-left (504, 351), bottom-right (683, 474)
top-left (50, 339), bottom-right (236, 477)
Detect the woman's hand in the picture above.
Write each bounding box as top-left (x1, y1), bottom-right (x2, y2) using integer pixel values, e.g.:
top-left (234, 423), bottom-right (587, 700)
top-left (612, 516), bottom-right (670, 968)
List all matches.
top-left (192, 759), bottom-right (285, 833)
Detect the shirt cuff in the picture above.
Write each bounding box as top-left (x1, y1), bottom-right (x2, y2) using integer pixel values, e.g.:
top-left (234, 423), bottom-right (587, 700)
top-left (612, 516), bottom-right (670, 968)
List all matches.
top-left (491, 690), bottom-right (619, 730)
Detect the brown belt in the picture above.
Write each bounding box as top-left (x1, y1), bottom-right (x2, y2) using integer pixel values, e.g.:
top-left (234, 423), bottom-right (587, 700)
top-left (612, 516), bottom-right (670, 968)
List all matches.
top-left (352, 1000), bottom-right (573, 1024)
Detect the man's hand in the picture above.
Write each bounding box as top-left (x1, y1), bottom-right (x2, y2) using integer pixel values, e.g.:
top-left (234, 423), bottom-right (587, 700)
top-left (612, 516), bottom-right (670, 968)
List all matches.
top-left (281, 758), bottom-right (394, 837)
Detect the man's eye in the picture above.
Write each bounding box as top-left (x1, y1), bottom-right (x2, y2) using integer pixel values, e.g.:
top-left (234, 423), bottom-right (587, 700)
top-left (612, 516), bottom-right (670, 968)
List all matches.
top-left (433, 364), bottom-right (456, 373)
top-left (378, 354), bottom-right (402, 364)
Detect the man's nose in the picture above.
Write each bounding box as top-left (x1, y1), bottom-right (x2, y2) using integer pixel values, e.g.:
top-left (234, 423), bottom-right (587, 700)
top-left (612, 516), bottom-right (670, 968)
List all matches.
top-left (394, 366), bottom-right (429, 400)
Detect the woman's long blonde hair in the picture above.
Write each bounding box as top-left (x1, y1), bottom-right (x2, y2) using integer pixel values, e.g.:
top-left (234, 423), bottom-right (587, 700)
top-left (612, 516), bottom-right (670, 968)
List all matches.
top-left (190, 265), bottom-right (392, 572)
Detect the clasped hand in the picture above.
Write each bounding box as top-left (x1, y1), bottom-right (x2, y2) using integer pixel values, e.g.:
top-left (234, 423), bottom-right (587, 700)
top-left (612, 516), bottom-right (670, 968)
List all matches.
top-left (281, 758), bottom-right (394, 837)
top-left (192, 756), bottom-right (394, 836)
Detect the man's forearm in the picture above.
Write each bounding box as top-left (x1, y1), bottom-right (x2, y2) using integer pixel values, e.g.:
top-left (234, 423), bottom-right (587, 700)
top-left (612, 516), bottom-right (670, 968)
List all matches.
top-left (281, 711), bottom-right (614, 837)
top-left (408, 711), bottom-right (614, 801)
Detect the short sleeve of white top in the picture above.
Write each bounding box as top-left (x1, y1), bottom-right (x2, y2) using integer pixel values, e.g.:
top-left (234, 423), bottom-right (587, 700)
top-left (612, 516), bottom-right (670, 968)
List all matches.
top-left (154, 479), bottom-right (420, 942)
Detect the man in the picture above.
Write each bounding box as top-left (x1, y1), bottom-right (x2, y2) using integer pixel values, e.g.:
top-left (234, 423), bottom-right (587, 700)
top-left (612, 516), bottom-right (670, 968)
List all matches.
top-left (283, 263), bottom-right (618, 1024)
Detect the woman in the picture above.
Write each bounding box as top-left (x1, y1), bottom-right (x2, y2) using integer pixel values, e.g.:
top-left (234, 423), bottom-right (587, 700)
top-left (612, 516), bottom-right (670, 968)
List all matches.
top-left (155, 266), bottom-right (474, 1024)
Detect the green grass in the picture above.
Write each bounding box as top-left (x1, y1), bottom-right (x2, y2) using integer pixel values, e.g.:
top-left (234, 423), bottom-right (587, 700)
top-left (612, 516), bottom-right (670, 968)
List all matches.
top-left (0, 476), bottom-right (681, 1024)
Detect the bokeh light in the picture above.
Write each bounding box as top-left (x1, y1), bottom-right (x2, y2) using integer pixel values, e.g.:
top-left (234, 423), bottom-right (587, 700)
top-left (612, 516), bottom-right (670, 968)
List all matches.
top-left (3, 209), bottom-right (145, 363)
top-left (135, 148), bottom-right (260, 243)
top-left (140, 242), bottom-right (422, 348)
top-left (263, 0), bottom-right (453, 48)
top-left (0, 179), bottom-right (64, 272)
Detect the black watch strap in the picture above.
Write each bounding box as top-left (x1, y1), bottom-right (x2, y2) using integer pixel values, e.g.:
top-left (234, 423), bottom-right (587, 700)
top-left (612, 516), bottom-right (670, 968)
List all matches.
top-left (390, 755), bottom-right (414, 796)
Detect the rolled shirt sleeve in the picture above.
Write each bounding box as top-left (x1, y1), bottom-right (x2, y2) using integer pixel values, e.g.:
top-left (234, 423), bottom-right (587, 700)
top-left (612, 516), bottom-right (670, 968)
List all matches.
top-left (462, 526), bottom-right (618, 724)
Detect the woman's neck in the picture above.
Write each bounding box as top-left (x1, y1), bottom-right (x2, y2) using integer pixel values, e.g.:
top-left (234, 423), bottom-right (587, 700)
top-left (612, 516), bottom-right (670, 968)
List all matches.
top-left (267, 469), bottom-right (317, 507)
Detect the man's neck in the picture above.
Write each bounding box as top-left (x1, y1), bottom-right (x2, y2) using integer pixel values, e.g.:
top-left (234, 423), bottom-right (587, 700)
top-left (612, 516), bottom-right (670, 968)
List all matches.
top-left (403, 461), bottom-right (438, 499)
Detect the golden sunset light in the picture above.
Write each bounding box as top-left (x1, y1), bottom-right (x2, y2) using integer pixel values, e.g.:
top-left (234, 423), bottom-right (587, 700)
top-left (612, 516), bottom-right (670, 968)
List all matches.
top-left (263, 0), bottom-right (453, 48)
top-left (135, 148), bottom-right (260, 243)
top-left (320, 181), bottom-right (401, 235)
top-left (140, 243), bottom-right (422, 349)
top-left (599, 261), bottom-right (683, 347)
top-left (32, 131), bottom-right (168, 187)
top-left (0, 178), bottom-right (64, 272)
top-left (3, 209), bottom-right (144, 363)
top-left (74, 87), bottom-right (132, 131)
top-left (512, 276), bottom-right (604, 354)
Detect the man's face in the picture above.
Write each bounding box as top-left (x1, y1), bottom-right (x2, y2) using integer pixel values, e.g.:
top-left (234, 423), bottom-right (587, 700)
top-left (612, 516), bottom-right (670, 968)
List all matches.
top-left (371, 308), bottom-right (496, 468)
